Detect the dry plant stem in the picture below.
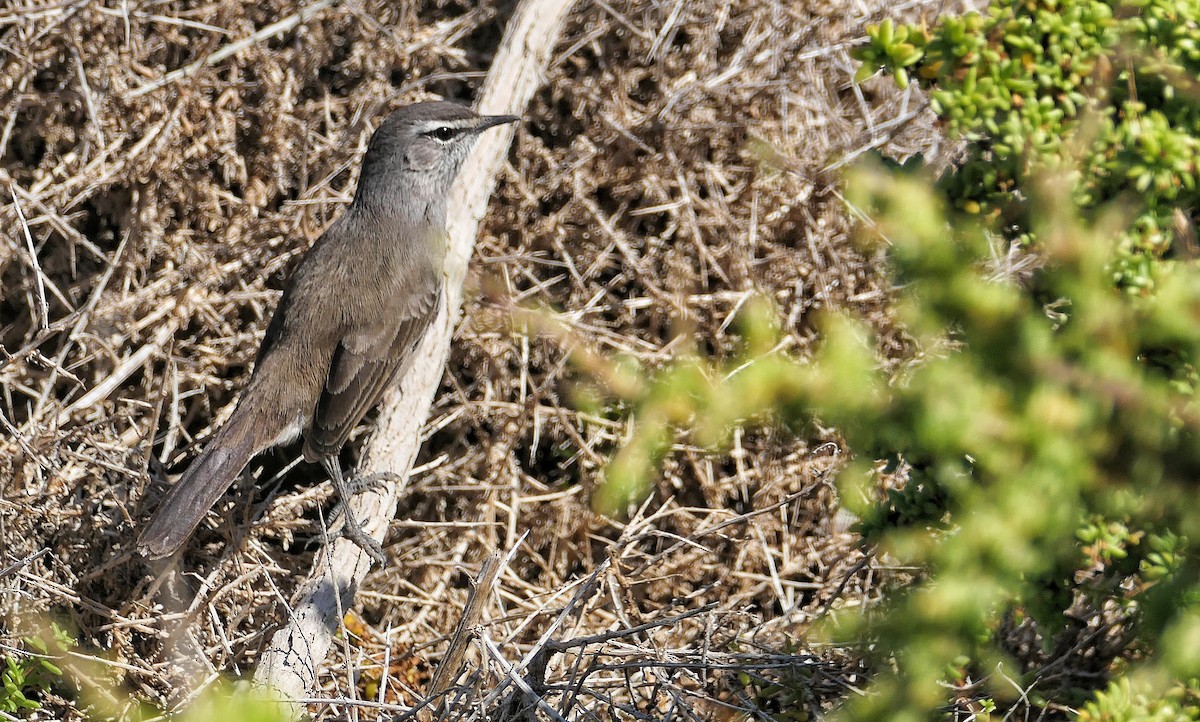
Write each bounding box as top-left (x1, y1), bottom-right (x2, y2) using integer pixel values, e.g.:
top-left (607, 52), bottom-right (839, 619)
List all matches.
top-left (54, 320), bottom-right (177, 428)
top-left (427, 554), bottom-right (500, 694)
top-left (10, 186), bottom-right (48, 331)
top-left (422, 551), bottom-right (501, 722)
top-left (481, 633), bottom-right (568, 722)
top-left (0, 548), bottom-right (50, 581)
top-left (252, 0), bottom-right (577, 713)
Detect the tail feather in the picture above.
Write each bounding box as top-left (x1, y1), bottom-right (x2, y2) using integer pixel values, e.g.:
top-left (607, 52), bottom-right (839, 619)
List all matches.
top-left (136, 413), bottom-right (260, 559)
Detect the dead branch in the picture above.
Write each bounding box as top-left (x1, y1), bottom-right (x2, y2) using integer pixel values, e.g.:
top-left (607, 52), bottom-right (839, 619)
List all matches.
top-left (251, 0), bottom-right (578, 715)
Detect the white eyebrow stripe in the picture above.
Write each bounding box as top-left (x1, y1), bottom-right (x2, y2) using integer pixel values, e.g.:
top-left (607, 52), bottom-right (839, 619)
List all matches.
top-left (415, 119), bottom-right (475, 134)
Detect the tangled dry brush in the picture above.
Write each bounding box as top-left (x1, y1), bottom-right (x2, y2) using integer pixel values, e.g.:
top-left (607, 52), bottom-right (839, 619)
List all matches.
top-left (0, 0), bottom-right (959, 717)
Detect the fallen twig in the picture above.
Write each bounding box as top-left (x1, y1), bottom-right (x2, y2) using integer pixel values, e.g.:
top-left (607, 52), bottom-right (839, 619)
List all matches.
top-left (422, 551), bottom-right (502, 721)
top-left (10, 184), bottom-right (49, 330)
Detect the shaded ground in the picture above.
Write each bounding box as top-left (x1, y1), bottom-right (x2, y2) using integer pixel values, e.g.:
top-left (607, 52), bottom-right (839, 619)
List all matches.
top-left (1, 0), bottom-right (964, 717)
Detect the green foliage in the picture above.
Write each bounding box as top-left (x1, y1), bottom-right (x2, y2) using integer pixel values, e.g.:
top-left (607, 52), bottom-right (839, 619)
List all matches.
top-left (856, 19), bottom-right (926, 89)
top-left (831, 165), bottom-right (1200, 718)
top-left (1078, 677), bottom-right (1200, 721)
top-left (581, 162), bottom-right (1200, 717)
top-left (171, 681), bottom-right (291, 722)
top-left (854, 0), bottom-right (1200, 291)
top-left (840, 5), bottom-right (1200, 708)
top-left (580, 3), bottom-right (1200, 717)
top-left (1, 622), bottom-right (76, 713)
top-left (82, 678), bottom-right (289, 722)
top-left (1, 619), bottom-right (290, 721)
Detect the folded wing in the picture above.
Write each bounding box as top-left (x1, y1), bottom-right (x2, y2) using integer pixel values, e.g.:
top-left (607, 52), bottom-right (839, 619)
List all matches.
top-left (302, 284), bottom-right (442, 462)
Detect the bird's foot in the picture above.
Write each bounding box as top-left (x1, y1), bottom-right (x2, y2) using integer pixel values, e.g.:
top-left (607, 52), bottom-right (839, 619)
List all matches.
top-left (349, 470), bottom-right (401, 494)
top-left (338, 521), bottom-right (388, 567)
top-left (320, 462), bottom-right (399, 567)
top-left (326, 471), bottom-right (400, 525)
top-left (316, 523), bottom-right (388, 566)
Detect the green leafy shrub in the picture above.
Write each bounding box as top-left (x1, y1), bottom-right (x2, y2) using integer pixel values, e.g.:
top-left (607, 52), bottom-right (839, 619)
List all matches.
top-left (575, 1), bottom-right (1200, 716)
top-left (828, 166), bottom-right (1200, 718)
top-left (1078, 677), bottom-right (1200, 721)
top-left (837, 5), bottom-right (1200, 709)
top-left (582, 163), bottom-right (1200, 717)
top-left (1, 622), bottom-right (76, 713)
top-left (855, 0), bottom-right (1200, 291)
top-left (171, 682), bottom-right (291, 722)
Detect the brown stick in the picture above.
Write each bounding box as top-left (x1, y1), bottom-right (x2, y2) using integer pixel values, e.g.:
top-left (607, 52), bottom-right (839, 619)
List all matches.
top-left (420, 551), bottom-right (502, 721)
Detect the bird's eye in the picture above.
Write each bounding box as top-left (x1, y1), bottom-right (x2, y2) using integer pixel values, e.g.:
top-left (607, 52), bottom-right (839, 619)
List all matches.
top-left (427, 126), bottom-right (456, 142)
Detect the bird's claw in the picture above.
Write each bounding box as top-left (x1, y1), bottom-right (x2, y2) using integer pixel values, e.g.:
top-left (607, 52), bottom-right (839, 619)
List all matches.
top-left (319, 463), bottom-right (399, 567)
top-left (326, 471), bottom-right (400, 525)
top-left (340, 524), bottom-right (388, 566)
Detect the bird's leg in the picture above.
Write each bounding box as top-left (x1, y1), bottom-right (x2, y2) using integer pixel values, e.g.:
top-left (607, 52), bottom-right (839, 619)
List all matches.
top-left (320, 458), bottom-right (388, 566)
top-left (324, 471), bottom-right (401, 525)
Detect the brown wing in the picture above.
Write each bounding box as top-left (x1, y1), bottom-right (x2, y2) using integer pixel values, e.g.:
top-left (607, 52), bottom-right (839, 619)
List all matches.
top-left (302, 285), bottom-right (441, 462)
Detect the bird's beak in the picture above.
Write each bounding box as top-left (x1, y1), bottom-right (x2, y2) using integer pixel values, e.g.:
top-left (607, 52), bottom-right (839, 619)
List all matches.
top-left (474, 114), bottom-right (521, 132)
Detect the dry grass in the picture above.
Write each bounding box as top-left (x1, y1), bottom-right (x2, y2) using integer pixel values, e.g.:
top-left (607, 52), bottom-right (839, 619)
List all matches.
top-left (1, 0), bottom-right (969, 718)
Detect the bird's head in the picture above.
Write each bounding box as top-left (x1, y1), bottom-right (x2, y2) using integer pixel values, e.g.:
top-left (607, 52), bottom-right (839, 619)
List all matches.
top-left (355, 101), bottom-right (519, 206)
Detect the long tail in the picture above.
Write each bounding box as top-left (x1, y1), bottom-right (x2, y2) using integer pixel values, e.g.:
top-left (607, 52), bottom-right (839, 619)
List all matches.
top-left (136, 410), bottom-right (263, 559)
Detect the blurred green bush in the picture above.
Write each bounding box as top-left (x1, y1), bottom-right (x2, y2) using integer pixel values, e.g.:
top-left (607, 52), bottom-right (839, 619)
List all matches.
top-left (586, 163), bottom-right (1200, 718)
top-left (583, 0), bottom-right (1200, 717)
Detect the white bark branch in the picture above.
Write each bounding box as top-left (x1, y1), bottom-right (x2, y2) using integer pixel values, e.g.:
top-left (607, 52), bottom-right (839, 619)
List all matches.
top-left (253, 0), bottom-right (577, 714)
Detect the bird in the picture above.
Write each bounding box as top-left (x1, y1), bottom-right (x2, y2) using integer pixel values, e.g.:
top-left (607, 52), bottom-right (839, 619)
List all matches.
top-left (136, 101), bottom-right (519, 565)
